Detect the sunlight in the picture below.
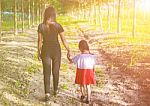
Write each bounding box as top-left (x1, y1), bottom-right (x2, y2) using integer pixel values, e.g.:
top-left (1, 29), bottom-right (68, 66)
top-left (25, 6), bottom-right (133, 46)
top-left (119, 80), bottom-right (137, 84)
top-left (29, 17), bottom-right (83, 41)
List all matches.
top-left (140, 0), bottom-right (150, 12)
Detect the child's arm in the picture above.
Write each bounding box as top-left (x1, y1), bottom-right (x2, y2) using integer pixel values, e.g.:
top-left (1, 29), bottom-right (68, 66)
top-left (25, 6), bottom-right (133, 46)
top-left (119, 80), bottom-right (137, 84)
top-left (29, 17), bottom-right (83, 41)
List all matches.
top-left (68, 58), bottom-right (73, 63)
top-left (68, 54), bottom-right (79, 64)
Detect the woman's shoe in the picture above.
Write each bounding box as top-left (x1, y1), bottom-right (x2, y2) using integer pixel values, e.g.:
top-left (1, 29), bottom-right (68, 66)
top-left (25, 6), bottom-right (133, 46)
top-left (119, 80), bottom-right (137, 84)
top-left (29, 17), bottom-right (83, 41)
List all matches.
top-left (54, 90), bottom-right (58, 96)
top-left (45, 93), bottom-right (50, 101)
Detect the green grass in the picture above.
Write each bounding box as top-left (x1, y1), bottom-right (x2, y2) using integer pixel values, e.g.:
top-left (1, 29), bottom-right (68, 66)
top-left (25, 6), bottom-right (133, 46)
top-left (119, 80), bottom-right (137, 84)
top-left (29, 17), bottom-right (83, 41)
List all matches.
top-left (57, 15), bottom-right (87, 27)
top-left (105, 33), bottom-right (150, 46)
top-left (17, 33), bottom-right (29, 36)
top-left (95, 67), bottom-right (105, 88)
top-left (60, 63), bottom-right (69, 72)
top-left (61, 84), bottom-right (69, 90)
top-left (26, 63), bottom-right (40, 74)
top-left (2, 13), bottom-right (39, 31)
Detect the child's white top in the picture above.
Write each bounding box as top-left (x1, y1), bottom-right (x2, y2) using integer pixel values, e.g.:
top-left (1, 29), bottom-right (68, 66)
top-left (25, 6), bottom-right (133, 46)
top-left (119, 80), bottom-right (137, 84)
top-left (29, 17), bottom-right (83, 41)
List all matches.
top-left (72, 53), bottom-right (96, 69)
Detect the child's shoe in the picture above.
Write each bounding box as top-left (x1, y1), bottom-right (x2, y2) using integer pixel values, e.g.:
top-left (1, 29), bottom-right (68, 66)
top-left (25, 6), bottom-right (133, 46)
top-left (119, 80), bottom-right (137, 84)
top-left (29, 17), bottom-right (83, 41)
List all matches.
top-left (84, 98), bottom-right (91, 104)
top-left (80, 95), bottom-right (85, 102)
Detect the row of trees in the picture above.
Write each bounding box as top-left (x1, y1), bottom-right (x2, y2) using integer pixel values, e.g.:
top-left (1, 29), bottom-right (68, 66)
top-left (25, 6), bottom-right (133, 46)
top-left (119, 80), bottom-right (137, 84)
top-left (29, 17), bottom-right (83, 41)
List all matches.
top-left (0, 0), bottom-right (149, 41)
top-left (67, 0), bottom-right (149, 37)
top-left (0, 0), bottom-right (48, 41)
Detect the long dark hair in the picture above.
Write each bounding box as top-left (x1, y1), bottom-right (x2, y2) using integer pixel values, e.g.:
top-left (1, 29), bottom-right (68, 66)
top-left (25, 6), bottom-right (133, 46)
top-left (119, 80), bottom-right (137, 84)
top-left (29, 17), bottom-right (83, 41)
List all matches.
top-left (43, 6), bottom-right (56, 24)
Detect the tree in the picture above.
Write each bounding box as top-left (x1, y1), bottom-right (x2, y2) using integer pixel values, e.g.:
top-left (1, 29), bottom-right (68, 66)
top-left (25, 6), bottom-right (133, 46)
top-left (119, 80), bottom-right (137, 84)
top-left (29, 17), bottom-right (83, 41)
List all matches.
top-left (36, 1), bottom-right (39, 24)
top-left (39, 0), bottom-right (42, 23)
top-left (21, 0), bottom-right (24, 33)
top-left (132, 0), bottom-right (136, 37)
top-left (113, 1), bottom-right (116, 19)
top-left (14, 0), bottom-right (18, 35)
top-left (28, 0), bottom-right (31, 29)
top-left (0, 0), bottom-right (1, 41)
top-left (117, 0), bottom-right (121, 33)
top-left (32, 0), bottom-right (35, 26)
top-left (99, 1), bottom-right (103, 29)
top-left (107, 0), bottom-right (110, 30)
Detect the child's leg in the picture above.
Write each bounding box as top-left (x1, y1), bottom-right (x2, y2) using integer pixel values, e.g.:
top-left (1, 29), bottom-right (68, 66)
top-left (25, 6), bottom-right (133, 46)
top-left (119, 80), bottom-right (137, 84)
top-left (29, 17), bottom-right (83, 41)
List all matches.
top-left (80, 85), bottom-right (85, 96)
top-left (86, 85), bottom-right (91, 101)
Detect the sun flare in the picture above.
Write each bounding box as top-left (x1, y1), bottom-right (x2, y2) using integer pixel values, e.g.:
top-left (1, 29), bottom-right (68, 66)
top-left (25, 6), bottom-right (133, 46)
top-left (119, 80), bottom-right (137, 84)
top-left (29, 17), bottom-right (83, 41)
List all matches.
top-left (140, 0), bottom-right (150, 12)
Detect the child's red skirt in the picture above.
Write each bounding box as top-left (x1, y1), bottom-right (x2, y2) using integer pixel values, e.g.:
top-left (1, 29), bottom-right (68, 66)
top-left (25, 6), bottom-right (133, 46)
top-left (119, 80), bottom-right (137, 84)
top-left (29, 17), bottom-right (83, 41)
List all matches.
top-left (75, 68), bottom-right (96, 85)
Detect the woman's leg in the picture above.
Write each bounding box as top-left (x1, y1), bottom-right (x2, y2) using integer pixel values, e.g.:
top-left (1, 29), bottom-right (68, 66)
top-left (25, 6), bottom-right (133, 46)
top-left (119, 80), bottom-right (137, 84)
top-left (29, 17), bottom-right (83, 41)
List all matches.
top-left (42, 57), bottom-right (51, 94)
top-left (52, 52), bottom-right (61, 93)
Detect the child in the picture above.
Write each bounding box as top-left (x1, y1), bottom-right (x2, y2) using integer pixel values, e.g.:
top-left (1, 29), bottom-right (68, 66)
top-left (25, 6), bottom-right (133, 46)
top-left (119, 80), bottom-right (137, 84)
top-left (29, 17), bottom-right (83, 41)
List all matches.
top-left (68, 40), bottom-right (96, 104)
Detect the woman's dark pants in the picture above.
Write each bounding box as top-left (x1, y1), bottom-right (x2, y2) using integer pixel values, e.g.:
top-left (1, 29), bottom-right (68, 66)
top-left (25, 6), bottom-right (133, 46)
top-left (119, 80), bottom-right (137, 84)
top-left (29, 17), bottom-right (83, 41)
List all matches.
top-left (41, 45), bottom-right (61, 94)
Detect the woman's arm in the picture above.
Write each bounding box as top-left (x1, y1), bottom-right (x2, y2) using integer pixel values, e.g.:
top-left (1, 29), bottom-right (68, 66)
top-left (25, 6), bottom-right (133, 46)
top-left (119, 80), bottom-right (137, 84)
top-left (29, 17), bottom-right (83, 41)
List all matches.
top-left (37, 32), bottom-right (43, 60)
top-left (59, 32), bottom-right (70, 58)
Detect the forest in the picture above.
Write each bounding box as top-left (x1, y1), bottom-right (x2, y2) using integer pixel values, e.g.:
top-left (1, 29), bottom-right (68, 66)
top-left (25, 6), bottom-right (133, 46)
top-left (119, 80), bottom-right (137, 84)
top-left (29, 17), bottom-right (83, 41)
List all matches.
top-left (0, 0), bottom-right (150, 105)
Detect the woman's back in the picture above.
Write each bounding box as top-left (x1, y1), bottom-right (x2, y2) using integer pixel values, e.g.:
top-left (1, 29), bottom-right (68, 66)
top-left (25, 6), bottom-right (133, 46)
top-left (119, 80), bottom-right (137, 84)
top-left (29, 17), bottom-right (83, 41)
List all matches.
top-left (38, 22), bottom-right (64, 46)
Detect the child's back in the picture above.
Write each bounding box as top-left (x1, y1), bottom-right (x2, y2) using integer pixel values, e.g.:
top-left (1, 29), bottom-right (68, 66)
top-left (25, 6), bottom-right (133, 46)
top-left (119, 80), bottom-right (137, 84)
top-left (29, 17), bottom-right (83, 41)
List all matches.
top-left (73, 53), bottom-right (95, 69)
top-left (73, 53), bottom-right (96, 85)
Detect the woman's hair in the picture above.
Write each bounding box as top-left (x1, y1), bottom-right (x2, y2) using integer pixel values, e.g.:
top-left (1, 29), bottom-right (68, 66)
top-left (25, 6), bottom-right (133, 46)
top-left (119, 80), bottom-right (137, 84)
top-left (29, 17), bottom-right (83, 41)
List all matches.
top-left (79, 40), bottom-right (89, 52)
top-left (43, 6), bottom-right (56, 24)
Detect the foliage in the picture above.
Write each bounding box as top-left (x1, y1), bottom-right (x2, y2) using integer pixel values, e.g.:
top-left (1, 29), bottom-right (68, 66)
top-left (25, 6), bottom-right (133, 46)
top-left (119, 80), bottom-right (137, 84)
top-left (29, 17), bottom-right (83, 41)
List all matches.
top-left (61, 84), bottom-right (69, 90)
top-left (48, 0), bottom-right (65, 14)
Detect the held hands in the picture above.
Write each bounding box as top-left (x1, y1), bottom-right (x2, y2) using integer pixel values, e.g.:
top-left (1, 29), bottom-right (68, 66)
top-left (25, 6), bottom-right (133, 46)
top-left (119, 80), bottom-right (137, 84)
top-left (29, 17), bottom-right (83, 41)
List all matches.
top-left (67, 50), bottom-right (72, 63)
top-left (38, 52), bottom-right (41, 61)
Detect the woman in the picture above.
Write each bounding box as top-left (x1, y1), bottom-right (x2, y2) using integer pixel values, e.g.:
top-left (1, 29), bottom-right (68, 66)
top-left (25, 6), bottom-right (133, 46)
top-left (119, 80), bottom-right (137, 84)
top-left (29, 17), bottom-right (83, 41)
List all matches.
top-left (37, 6), bottom-right (70, 101)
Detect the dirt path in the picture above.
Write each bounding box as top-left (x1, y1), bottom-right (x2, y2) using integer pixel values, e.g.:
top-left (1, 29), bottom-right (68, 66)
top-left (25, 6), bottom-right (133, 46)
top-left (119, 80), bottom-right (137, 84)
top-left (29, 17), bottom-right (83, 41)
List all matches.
top-left (27, 26), bottom-right (137, 106)
top-left (0, 26), bottom-right (150, 106)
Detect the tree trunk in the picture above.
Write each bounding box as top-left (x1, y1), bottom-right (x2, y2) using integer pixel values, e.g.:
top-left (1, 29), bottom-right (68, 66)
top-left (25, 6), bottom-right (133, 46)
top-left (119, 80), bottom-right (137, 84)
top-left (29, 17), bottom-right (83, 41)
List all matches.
top-left (40, 0), bottom-right (43, 23)
top-left (89, 0), bottom-right (92, 24)
top-left (32, 0), bottom-right (35, 26)
top-left (14, 0), bottom-right (18, 35)
top-left (132, 0), bottom-right (136, 37)
top-left (0, 0), bottom-right (2, 41)
top-left (78, 0), bottom-right (81, 20)
top-left (83, 1), bottom-right (87, 20)
top-left (28, 0), bottom-right (31, 29)
top-left (95, 4), bottom-right (99, 25)
top-left (21, 0), bottom-right (24, 33)
top-left (107, 0), bottom-right (110, 30)
top-left (117, 0), bottom-right (121, 33)
top-left (113, 1), bottom-right (116, 19)
top-left (39, 0), bottom-right (41, 23)
top-left (99, 0), bottom-right (103, 30)
top-left (91, 0), bottom-right (95, 24)
top-left (99, 6), bottom-right (103, 29)
top-left (36, 2), bottom-right (39, 24)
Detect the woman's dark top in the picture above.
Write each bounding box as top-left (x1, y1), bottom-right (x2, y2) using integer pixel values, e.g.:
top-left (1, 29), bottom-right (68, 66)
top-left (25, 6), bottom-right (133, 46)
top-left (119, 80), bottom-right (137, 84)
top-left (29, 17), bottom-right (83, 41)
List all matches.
top-left (37, 22), bottom-right (64, 47)
top-left (37, 22), bottom-right (64, 58)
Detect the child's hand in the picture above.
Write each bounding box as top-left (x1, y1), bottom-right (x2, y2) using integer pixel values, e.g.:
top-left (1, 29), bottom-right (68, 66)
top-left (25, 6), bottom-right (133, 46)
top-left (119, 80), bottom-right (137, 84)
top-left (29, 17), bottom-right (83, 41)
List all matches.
top-left (67, 55), bottom-right (73, 63)
top-left (67, 56), bottom-right (72, 63)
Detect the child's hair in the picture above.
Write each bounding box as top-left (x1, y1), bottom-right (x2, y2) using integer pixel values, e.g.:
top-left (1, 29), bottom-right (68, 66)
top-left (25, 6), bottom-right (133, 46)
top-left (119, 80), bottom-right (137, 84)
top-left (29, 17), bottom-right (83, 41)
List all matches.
top-left (79, 40), bottom-right (89, 52)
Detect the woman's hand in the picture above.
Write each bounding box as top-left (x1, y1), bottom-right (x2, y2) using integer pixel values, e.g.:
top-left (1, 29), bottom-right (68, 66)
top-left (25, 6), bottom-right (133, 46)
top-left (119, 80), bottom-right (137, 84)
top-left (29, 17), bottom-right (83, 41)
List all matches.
top-left (67, 50), bottom-right (71, 60)
top-left (67, 50), bottom-right (73, 63)
top-left (38, 52), bottom-right (41, 61)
